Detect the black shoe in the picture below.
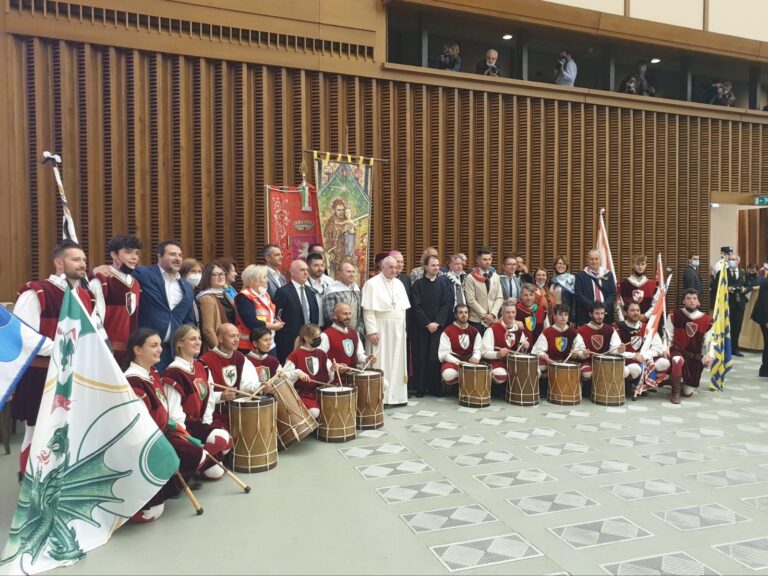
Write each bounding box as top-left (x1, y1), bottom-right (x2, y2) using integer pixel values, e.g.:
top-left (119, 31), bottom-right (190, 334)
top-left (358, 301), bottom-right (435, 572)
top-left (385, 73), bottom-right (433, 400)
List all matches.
top-left (732, 351), bottom-right (744, 357)
top-left (415, 391), bottom-right (425, 398)
top-left (432, 389), bottom-right (444, 398)
top-left (189, 481), bottom-right (204, 491)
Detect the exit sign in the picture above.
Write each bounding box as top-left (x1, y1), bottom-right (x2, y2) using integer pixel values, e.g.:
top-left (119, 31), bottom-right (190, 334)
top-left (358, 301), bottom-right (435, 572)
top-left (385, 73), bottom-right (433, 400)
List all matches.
top-left (755, 196), bottom-right (768, 206)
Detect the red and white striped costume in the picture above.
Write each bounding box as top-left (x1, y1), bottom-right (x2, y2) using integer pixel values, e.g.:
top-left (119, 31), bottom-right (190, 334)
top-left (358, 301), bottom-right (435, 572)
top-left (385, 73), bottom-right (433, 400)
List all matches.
top-left (438, 322), bottom-right (482, 385)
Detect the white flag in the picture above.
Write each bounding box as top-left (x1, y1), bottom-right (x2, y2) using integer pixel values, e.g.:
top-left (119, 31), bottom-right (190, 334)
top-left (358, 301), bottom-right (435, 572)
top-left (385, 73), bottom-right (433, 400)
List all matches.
top-left (0, 289), bottom-right (178, 575)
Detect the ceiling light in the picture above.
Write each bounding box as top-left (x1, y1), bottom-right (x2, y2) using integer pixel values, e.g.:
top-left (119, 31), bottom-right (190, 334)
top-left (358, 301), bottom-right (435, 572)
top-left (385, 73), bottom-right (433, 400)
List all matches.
top-left (710, 202), bottom-right (720, 208)
top-left (502, 34), bottom-right (513, 40)
top-left (650, 58), bottom-right (661, 64)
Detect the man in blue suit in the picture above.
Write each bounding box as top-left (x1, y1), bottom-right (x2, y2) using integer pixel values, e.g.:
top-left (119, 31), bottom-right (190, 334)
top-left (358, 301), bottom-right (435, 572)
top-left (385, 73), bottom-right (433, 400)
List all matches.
top-left (130, 240), bottom-right (196, 370)
top-left (273, 258), bottom-right (319, 363)
top-left (574, 249), bottom-right (617, 326)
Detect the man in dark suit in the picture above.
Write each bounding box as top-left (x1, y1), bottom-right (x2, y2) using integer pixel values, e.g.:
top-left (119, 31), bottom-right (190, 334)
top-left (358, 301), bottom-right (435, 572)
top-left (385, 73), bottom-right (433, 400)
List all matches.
top-left (716, 253), bottom-right (750, 356)
top-left (751, 273), bottom-right (768, 376)
top-left (129, 240), bottom-right (196, 370)
top-left (272, 258), bottom-right (319, 363)
top-left (574, 249), bottom-right (617, 326)
top-left (682, 252), bottom-right (703, 297)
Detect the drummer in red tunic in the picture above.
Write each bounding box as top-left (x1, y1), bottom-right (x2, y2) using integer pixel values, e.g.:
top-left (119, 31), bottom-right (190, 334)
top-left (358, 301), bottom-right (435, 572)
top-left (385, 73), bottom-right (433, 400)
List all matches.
top-left (283, 324), bottom-right (336, 418)
top-left (199, 323), bottom-right (260, 396)
top-left (480, 300), bottom-right (531, 385)
top-left (573, 302), bottom-right (626, 382)
top-left (665, 289), bottom-right (713, 403)
top-left (438, 304), bottom-right (482, 389)
top-left (531, 303), bottom-right (579, 379)
top-left (246, 328), bottom-right (282, 386)
top-left (162, 325), bottom-right (233, 480)
top-left (125, 328), bottom-right (205, 522)
top-left (319, 303), bottom-right (375, 376)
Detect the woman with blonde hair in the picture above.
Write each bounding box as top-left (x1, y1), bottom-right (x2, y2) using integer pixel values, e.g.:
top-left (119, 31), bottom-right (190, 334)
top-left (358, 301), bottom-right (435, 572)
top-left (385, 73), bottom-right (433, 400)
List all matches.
top-left (162, 324), bottom-right (233, 480)
top-left (235, 264), bottom-right (284, 354)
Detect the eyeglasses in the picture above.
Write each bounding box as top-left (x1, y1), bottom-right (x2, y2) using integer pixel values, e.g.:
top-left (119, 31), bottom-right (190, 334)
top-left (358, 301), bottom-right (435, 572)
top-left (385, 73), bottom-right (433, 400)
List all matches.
top-left (211, 272), bottom-right (226, 277)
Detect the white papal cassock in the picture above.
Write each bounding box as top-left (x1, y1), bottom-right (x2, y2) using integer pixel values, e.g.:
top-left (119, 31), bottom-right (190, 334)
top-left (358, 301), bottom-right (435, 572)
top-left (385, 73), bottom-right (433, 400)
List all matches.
top-left (362, 272), bottom-right (411, 405)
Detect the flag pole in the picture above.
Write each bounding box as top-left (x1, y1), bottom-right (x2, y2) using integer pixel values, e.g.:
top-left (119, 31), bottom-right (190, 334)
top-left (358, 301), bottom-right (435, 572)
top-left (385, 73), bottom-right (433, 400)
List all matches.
top-left (42, 151), bottom-right (78, 243)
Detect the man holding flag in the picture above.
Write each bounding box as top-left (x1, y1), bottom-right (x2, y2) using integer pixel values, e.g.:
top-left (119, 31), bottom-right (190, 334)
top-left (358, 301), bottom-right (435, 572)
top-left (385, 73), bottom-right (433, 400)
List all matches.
top-left (11, 240), bottom-right (103, 476)
top-left (630, 253), bottom-right (685, 402)
top-left (1, 287), bottom-right (178, 574)
top-left (666, 289), bottom-right (714, 402)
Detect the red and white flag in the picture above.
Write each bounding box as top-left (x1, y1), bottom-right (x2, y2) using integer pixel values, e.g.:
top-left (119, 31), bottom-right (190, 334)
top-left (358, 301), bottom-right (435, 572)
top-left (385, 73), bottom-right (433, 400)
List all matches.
top-left (596, 209), bottom-right (621, 320)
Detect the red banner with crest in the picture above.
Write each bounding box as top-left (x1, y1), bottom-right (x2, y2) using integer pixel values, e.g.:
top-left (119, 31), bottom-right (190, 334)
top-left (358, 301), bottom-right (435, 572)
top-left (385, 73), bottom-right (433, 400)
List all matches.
top-left (265, 183), bottom-right (322, 275)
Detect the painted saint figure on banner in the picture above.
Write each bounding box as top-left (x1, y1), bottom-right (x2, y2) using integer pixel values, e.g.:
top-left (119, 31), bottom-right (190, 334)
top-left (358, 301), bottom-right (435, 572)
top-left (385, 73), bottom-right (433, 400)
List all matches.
top-left (315, 159), bottom-right (372, 284)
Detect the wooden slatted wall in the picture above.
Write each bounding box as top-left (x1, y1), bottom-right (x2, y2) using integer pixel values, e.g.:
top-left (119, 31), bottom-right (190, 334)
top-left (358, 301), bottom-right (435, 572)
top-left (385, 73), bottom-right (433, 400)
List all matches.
top-left (8, 35), bottom-right (768, 308)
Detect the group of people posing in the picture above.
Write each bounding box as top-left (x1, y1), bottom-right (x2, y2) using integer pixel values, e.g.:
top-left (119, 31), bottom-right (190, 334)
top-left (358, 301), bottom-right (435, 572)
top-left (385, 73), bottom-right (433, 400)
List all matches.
top-left (10, 236), bottom-right (732, 523)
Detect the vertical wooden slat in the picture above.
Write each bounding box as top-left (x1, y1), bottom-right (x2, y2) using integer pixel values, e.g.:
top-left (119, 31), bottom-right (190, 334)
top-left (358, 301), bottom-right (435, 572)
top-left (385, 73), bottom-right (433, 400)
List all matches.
top-left (4, 33), bottom-right (761, 309)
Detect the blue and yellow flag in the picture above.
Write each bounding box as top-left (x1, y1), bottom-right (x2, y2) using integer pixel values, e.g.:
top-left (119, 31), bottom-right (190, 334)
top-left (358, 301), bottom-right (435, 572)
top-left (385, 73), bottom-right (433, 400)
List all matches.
top-left (709, 260), bottom-right (732, 392)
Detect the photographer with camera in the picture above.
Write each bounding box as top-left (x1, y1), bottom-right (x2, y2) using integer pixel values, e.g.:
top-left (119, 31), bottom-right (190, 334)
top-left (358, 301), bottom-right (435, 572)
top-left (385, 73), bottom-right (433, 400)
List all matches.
top-left (553, 48), bottom-right (577, 86)
top-left (704, 79), bottom-right (736, 107)
top-left (618, 60), bottom-right (656, 97)
top-left (475, 49), bottom-right (500, 77)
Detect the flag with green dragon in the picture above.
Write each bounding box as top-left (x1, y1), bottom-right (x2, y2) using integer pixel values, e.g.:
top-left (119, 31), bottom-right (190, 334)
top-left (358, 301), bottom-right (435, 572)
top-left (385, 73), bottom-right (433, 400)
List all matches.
top-left (0, 289), bottom-right (178, 575)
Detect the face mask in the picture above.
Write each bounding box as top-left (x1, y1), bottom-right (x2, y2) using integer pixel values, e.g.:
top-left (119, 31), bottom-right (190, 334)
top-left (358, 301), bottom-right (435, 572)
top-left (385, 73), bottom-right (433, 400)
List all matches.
top-left (685, 306), bottom-right (697, 313)
top-left (185, 274), bottom-right (202, 288)
top-left (691, 260), bottom-right (699, 268)
top-left (310, 337), bottom-right (322, 348)
top-left (728, 260), bottom-right (738, 269)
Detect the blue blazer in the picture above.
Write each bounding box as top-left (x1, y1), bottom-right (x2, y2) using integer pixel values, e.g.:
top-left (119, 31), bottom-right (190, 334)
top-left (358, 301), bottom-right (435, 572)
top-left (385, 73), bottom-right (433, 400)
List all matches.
top-left (131, 265), bottom-right (196, 341)
top-left (574, 270), bottom-right (616, 326)
top-left (272, 282), bottom-right (319, 363)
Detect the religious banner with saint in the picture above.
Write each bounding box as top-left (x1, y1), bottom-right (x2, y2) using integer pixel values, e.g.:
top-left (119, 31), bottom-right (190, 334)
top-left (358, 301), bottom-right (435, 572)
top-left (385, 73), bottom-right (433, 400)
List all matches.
top-left (313, 152), bottom-right (373, 284)
top-left (266, 181), bottom-right (323, 275)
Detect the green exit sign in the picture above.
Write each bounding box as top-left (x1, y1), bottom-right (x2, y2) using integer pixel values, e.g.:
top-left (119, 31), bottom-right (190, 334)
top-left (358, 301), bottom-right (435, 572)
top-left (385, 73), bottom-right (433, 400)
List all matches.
top-left (756, 196), bottom-right (768, 206)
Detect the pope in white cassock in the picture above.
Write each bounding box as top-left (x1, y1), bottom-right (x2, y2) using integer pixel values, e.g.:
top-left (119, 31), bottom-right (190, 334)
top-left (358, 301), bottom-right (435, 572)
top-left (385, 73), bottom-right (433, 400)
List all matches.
top-left (362, 256), bottom-right (411, 405)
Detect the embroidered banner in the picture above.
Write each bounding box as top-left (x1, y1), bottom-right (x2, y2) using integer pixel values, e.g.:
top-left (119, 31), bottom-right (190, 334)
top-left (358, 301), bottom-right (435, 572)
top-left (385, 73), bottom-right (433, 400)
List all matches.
top-left (314, 155), bottom-right (373, 284)
top-left (265, 182), bottom-right (322, 275)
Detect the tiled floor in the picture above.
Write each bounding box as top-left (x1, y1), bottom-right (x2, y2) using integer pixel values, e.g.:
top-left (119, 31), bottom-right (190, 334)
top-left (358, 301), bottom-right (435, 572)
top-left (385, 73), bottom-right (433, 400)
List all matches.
top-left (1, 352), bottom-right (768, 574)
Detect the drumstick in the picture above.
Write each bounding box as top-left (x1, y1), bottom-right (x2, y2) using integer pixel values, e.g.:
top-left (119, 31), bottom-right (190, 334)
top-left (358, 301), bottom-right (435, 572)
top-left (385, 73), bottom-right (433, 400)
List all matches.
top-left (211, 382), bottom-right (262, 401)
top-left (345, 366), bottom-right (366, 374)
top-left (202, 449), bottom-right (251, 493)
top-left (335, 366), bottom-right (343, 386)
top-left (175, 471), bottom-right (204, 516)
top-left (562, 349), bottom-right (576, 364)
top-left (360, 358), bottom-right (372, 372)
top-left (307, 377), bottom-right (335, 387)
top-left (250, 369), bottom-right (287, 396)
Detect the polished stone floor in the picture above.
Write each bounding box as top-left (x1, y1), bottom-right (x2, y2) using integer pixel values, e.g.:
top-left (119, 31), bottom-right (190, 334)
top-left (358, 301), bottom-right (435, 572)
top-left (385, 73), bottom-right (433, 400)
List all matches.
top-left (2, 353), bottom-right (768, 575)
